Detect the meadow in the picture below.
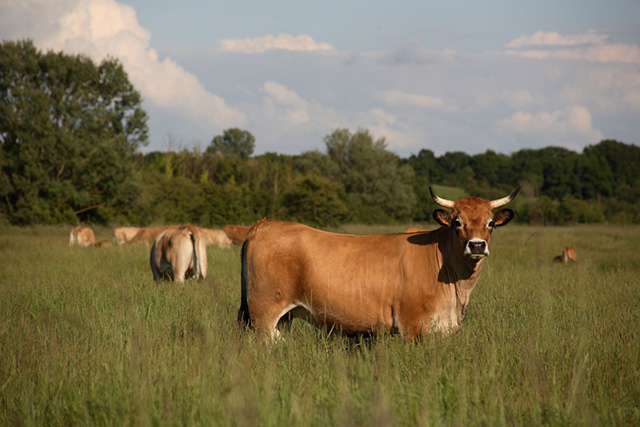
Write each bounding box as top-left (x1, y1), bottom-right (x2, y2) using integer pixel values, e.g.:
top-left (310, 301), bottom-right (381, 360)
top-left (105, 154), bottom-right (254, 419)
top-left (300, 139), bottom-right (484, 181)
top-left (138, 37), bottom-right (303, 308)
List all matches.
top-left (0, 224), bottom-right (638, 426)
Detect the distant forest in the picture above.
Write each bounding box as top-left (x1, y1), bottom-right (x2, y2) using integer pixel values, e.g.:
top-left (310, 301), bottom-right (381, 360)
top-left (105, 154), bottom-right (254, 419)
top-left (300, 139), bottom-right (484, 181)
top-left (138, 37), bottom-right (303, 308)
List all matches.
top-left (2, 39), bottom-right (639, 227)
top-left (123, 133), bottom-right (639, 228)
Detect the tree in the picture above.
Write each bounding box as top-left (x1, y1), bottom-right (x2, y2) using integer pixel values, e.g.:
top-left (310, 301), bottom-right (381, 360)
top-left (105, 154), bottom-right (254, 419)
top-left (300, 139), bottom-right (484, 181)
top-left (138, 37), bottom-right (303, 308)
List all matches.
top-left (278, 174), bottom-right (348, 227)
top-left (405, 148), bottom-right (444, 183)
top-left (0, 39), bottom-right (148, 224)
top-left (323, 128), bottom-right (415, 223)
top-left (207, 128), bottom-right (255, 158)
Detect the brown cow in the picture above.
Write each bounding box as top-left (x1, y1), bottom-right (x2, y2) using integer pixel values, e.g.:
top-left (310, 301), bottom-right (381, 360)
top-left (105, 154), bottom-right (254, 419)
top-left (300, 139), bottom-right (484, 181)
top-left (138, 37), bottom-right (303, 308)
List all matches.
top-left (133, 226), bottom-right (171, 245)
top-left (238, 187), bottom-right (519, 341)
top-left (114, 227), bottom-right (141, 245)
top-left (150, 225), bottom-right (207, 282)
top-left (69, 226), bottom-right (95, 247)
top-left (198, 227), bottom-right (233, 249)
top-left (94, 240), bottom-right (111, 248)
top-left (553, 246), bottom-right (578, 263)
top-left (404, 226), bottom-right (428, 233)
top-left (223, 224), bottom-right (251, 245)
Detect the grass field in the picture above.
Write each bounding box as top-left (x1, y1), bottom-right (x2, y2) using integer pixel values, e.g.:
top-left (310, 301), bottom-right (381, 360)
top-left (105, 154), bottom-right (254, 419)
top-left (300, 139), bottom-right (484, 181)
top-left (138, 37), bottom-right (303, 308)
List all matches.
top-left (1, 224), bottom-right (639, 425)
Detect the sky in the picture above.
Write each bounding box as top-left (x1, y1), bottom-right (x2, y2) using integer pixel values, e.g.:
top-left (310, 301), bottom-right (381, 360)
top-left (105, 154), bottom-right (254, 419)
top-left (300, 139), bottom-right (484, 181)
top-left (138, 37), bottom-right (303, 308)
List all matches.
top-left (1, 0), bottom-right (639, 157)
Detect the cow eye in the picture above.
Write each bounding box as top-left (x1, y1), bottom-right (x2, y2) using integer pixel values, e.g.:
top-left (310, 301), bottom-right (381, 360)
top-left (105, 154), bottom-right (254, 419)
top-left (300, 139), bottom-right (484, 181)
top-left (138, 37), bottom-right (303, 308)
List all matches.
top-left (488, 220), bottom-right (495, 228)
top-left (453, 219), bottom-right (462, 228)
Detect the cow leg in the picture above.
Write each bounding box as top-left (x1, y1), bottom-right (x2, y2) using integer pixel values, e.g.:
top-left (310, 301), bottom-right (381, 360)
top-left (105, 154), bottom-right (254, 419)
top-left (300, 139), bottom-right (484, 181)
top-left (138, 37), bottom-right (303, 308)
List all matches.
top-left (151, 267), bottom-right (162, 282)
top-left (173, 265), bottom-right (186, 282)
top-left (399, 317), bottom-right (431, 341)
top-left (172, 246), bottom-right (192, 283)
top-left (251, 302), bottom-right (300, 341)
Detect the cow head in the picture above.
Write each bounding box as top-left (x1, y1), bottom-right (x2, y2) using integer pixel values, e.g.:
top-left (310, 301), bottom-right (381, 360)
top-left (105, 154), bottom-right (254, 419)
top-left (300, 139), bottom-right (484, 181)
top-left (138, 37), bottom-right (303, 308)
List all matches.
top-left (431, 187), bottom-right (518, 261)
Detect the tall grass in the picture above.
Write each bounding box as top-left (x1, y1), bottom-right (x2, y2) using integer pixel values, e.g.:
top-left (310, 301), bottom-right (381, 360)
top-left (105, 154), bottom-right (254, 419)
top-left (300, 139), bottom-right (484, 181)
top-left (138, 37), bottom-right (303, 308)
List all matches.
top-left (1, 225), bottom-right (638, 425)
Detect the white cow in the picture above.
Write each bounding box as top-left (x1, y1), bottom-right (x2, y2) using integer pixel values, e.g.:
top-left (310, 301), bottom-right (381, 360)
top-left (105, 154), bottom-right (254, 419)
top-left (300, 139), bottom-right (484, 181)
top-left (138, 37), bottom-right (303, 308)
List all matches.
top-left (150, 224), bottom-right (207, 282)
top-left (114, 227), bottom-right (141, 245)
top-left (198, 227), bottom-right (232, 249)
top-left (69, 226), bottom-right (95, 247)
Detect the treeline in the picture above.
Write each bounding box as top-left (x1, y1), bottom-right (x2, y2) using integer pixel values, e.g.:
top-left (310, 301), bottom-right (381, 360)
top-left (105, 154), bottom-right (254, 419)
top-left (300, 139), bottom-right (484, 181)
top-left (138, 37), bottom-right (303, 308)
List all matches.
top-left (1, 39), bottom-right (639, 227)
top-left (121, 134), bottom-right (639, 228)
top-left (406, 139), bottom-right (640, 225)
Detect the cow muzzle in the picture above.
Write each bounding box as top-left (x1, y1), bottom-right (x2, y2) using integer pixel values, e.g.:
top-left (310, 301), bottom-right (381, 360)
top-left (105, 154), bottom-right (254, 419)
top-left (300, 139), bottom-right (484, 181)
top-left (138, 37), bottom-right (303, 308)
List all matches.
top-left (464, 239), bottom-right (489, 260)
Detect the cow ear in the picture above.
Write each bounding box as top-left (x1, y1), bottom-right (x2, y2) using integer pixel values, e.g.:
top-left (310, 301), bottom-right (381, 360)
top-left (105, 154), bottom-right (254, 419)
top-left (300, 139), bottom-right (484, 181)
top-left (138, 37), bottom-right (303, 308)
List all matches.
top-left (433, 209), bottom-right (452, 227)
top-left (493, 209), bottom-right (514, 227)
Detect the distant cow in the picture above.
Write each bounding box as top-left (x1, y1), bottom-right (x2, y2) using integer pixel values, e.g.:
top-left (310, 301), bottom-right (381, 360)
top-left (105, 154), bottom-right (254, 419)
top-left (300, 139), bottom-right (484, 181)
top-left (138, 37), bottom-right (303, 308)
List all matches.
top-left (69, 226), bottom-right (95, 247)
top-left (239, 187), bottom-right (519, 341)
top-left (150, 225), bottom-right (207, 282)
top-left (133, 226), bottom-right (171, 245)
top-left (94, 240), bottom-right (111, 248)
top-left (553, 246), bottom-right (578, 263)
top-left (223, 224), bottom-right (251, 245)
top-left (114, 227), bottom-right (141, 245)
top-left (198, 227), bottom-right (232, 249)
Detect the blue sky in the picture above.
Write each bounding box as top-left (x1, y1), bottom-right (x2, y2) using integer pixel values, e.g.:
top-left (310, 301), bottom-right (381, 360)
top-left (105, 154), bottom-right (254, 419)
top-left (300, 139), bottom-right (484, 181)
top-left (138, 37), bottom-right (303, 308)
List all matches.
top-left (1, 0), bottom-right (639, 156)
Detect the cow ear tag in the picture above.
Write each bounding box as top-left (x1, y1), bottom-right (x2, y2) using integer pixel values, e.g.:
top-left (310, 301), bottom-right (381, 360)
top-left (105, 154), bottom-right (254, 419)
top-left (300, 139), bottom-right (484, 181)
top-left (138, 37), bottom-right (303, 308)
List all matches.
top-left (433, 209), bottom-right (452, 227)
top-left (493, 209), bottom-right (514, 227)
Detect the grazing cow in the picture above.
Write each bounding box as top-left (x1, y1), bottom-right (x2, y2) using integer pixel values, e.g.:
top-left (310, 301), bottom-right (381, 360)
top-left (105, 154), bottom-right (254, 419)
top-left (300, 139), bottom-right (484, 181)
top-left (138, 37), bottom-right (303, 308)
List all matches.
top-left (133, 226), bottom-right (171, 245)
top-left (94, 240), bottom-right (111, 248)
top-left (553, 246), bottom-right (578, 263)
top-left (223, 224), bottom-right (251, 245)
top-left (238, 187), bottom-right (519, 341)
top-left (69, 226), bottom-right (95, 247)
top-left (198, 227), bottom-right (233, 249)
top-left (114, 227), bottom-right (141, 245)
top-left (150, 224), bottom-right (207, 282)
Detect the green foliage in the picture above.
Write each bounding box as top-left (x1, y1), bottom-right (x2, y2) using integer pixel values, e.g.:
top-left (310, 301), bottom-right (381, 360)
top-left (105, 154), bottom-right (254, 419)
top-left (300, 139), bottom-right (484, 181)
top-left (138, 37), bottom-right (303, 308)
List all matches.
top-left (0, 39), bottom-right (147, 225)
top-left (207, 128), bottom-right (255, 159)
top-left (320, 128), bottom-right (415, 223)
top-left (278, 174), bottom-right (349, 227)
top-left (0, 41), bottom-right (637, 232)
top-left (557, 196), bottom-right (605, 224)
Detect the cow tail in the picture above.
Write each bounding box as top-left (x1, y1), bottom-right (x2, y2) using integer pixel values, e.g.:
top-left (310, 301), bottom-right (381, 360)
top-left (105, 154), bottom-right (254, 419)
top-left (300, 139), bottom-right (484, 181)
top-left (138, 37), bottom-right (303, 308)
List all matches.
top-left (237, 238), bottom-right (251, 327)
top-left (190, 231), bottom-right (200, 279)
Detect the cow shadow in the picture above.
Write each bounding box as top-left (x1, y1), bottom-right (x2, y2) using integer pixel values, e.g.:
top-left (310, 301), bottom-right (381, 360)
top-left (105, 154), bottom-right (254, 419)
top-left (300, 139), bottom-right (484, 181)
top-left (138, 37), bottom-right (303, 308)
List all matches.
top-left (406, 229), bottom-right (476, 283)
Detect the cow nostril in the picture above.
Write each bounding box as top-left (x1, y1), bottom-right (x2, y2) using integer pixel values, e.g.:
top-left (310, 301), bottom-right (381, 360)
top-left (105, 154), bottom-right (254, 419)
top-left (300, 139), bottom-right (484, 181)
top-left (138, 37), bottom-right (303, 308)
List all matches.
top-left (468, 241), bottom-right (486, 254)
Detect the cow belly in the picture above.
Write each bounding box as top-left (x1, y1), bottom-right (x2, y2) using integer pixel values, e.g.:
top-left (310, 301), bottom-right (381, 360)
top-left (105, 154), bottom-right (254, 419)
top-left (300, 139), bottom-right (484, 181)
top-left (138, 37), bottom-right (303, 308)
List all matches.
top-left (288, 276), bottom-right (395, 333)
top-left (304, 296), bottom-right (393, 334)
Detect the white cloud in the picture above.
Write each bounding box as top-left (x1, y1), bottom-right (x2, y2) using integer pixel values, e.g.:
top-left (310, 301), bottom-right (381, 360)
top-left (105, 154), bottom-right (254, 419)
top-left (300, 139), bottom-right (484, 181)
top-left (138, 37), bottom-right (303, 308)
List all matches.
top-left (504, 30), bottom-right (640, 64)
top-left (495, 106), bottom-right (603, 149)
top-left (379, 90), bottom-right (448, 110)
top-left (505, 44), bottom-right (640, 64)
top-left (218, 33), bottom-right (335, 54)
top-left (256, 83), bottom-right (422, 153)
top-left (262, 81), bottom-right (311, 128)
top-left (506, 30), bottom-right (609, 48)
top-left (500, 90), bottom-right (535, 110)
top-left (4, 0), bottom-right (245, 135)
top-left (364, 108), bottom-right (419, 151)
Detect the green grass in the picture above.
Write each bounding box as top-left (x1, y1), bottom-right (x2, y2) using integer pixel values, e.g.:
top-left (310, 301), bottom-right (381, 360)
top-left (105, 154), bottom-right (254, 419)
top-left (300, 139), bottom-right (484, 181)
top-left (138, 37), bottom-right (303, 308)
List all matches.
top-left (1, 225), bottom-right (639, 425)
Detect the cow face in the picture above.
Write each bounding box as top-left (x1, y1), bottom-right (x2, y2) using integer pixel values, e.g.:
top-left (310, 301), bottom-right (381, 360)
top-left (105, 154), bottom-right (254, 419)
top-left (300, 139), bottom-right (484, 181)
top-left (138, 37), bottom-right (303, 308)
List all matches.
top-left (431, 188), bottom-right (518, 261)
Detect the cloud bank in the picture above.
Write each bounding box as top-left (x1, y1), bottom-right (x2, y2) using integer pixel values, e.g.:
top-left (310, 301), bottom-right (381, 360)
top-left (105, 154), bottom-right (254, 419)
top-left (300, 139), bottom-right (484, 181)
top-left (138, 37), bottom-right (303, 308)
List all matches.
top-left (1, 1), bottom-right (637, 156)
top-left (505, 30), bottom-right (640, 64)
top-left (506, 30), bottom-right (609, 48)
top-left (495, 105), bottom-right (604, 150)
top-left (218, 33), bottom-right (335, 54)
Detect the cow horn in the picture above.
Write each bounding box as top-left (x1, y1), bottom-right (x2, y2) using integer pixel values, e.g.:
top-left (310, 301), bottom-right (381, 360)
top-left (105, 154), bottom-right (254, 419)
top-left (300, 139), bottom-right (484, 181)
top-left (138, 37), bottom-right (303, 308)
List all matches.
top-left (429, 187), bottom-right (455, 209)
top-left (489, 187), bottom-right (520, 209)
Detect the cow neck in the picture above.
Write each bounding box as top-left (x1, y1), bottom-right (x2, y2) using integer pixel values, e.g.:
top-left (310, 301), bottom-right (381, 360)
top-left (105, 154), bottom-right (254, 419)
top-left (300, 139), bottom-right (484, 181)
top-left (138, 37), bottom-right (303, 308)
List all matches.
top-left (439, 228), bottom-right (485, 322)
